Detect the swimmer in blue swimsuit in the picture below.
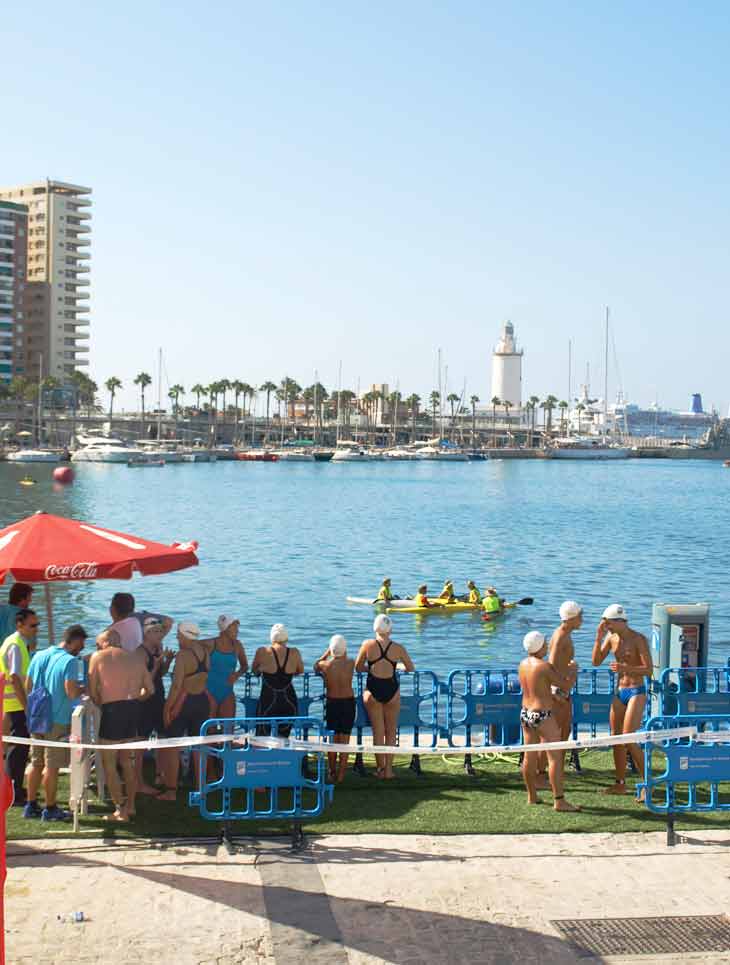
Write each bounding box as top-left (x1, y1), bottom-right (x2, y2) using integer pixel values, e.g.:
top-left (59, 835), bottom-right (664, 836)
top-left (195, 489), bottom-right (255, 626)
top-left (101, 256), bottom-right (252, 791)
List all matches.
top-left (201, 615), bottom-right (248, 718)
top-left (592, 604), bottom-right (653, 798)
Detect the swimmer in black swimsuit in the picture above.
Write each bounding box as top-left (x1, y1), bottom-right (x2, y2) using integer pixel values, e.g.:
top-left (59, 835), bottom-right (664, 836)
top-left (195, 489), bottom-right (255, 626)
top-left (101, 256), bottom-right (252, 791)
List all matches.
top-left (252, 623), bottom-right (304, 738)
top-left (355, 614), bottom-right (415, 780)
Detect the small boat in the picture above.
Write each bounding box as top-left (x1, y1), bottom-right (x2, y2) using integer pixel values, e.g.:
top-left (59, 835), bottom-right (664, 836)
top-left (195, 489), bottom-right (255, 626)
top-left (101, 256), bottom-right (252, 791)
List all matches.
top-left (127, 456), bottom-right (166, 468)
top-left (313, 449), bottom-right (335, 462)
top-left (271, 449), bottom-right (315, 461)
top-left (332, 442), bottom-right (373, 462)
top-left (548, 438), bottom-right (630, 460)
top-left (19, 476), bottom-right (37, 486)
top-left (724, 460), bottom-right (730, 468)
top-left (415, 444), bottom-right (470, 461)
top-left (6, 448), bottom-right (61, 463)
top-left (237, 450), bottom-right (278, 462)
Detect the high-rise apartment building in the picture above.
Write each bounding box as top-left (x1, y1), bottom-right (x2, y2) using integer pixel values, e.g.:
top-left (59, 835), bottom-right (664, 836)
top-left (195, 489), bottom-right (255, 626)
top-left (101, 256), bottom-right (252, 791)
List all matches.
top-left (0, 180), bottom-right (91, 381)
top-left (0, 200), bottom-right (28, 384)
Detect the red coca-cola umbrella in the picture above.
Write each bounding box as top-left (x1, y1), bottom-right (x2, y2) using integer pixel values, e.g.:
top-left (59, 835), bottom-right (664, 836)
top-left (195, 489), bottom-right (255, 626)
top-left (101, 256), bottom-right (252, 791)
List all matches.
top-left (0, 511), bottom-right (198, 584)
top-left (0, 511), bottom-right (199, 642)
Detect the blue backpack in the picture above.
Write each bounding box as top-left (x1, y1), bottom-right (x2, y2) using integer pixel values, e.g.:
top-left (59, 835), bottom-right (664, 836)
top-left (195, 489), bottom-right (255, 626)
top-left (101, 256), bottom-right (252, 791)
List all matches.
top-left (27, 650), bottom-right (64, 734)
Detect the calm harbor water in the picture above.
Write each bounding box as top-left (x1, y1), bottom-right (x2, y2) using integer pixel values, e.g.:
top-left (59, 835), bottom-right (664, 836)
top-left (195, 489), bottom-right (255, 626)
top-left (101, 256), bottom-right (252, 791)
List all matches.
top-left (1, 458), bottom-right (729, 676)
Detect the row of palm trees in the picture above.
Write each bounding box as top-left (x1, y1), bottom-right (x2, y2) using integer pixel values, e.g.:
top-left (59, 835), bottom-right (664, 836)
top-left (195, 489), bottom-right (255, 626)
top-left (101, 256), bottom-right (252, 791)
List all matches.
top-left (3, 369), bottom-right (582, 442)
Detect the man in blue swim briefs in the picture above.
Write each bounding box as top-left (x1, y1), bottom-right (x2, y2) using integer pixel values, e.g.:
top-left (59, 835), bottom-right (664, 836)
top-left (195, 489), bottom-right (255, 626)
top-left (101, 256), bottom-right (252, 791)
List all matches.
top-left (592, 604), bottom-right (653, 798)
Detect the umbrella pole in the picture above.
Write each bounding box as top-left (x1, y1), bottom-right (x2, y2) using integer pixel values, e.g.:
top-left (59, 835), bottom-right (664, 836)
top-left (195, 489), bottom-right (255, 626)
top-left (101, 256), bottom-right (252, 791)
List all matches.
top-left (44, 584), bottom-right (55, 646)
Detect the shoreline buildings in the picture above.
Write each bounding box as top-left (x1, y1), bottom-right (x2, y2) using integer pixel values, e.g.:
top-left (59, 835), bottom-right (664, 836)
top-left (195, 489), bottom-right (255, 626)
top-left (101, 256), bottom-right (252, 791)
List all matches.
top-left (0, 201), bottom-right (28, 384)
top-left (0, 180), bottom-right (91, 382)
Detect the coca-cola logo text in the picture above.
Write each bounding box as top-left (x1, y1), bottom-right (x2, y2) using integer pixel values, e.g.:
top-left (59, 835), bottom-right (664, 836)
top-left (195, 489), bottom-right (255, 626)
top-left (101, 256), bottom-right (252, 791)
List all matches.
top-left (44, 562), bottom-right (99, 580)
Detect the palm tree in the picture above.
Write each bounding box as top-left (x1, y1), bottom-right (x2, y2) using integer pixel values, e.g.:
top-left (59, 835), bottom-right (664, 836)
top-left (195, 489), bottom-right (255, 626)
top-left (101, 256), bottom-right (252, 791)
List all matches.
top-left (447, 393), bottom-right (460, 429)
top-left (362, 390), bottom-right (379, 444)
top-left (337, 389), bottom-right (357, 434)
top-left (191, 383), bottom-right (207, 411)
top-left (543, 394), bottom-right (558, 435)
top-left (207, 382), bottom-right (220, 442)
top-left (218, 379), bottom-right (232, 425)
top-left (576, 402), bottom-right (586, 434)
top-left (429, 390), bottom-right (440, 437)
top-left (470, 395), bottom-right (480, 449)
top-left (558, 400), bottom-right (569, 434)
top-left (503, 399), bottom-right (512, 424)
top-left (168, 384), bottom-right (184, 435)
top-left (134, 372), bottom-right (152, 437)
top-left (526, 394), bottom-right (539, 447)
top-left (239, 382), bottom-right (253, 445)
top-left (389, 390), bottom-right (402, 444)
top-left (259, 381), bottom-right (277, 442)
top-left (406, 393), bottom-right (420, 442)
top-left (231, 380), bottom-right (245, 441)
top-left (490, 396), bottom-right (501, 447)
top-left (105, 377), bottom-right (122, 428)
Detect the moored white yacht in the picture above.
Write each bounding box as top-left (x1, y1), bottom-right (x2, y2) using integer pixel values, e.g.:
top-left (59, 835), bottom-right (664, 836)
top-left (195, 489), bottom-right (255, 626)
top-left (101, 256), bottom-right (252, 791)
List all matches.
top-left (6, 448), bottom-right (61, 463)
top-left (548, 437), bottom-right (630, 460)
top-left (331, 441), bottom-right (373, 462)
top-left (72, 435), bottom-right (140, 463)
top-left (416, 444), bottom-right (470, 461)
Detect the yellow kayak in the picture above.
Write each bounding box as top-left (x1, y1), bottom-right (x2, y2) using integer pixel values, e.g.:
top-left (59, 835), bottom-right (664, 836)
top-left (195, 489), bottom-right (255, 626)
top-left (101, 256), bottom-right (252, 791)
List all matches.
top-left (386, 599), bottom-right (481, 615)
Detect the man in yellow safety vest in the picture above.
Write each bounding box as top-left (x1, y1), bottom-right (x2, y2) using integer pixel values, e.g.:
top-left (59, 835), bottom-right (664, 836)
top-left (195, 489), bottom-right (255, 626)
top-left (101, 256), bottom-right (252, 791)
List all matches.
top-left (0, 607), bottom-right (40, 805)
top-left (483, 587), bottom-right (503, 616)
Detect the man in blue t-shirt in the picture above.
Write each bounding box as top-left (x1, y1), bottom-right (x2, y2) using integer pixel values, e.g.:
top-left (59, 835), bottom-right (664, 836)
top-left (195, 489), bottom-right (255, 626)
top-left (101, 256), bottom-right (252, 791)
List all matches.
top-left (24, 624), bottom-right (87, 821)
top-left (0, 582), bottom-right (34, 645)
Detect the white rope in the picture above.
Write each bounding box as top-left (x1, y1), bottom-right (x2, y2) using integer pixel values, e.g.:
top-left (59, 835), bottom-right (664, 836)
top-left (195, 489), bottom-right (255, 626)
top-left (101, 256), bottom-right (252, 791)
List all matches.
top-left (1, 726), bottom-right (699, 755)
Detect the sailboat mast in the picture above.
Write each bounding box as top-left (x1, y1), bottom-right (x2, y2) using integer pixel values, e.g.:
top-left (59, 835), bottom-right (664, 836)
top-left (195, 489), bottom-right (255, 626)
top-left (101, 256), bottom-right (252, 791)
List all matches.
top-left (156, 348), bottom-right (162, 441)
top-left (603, 307), bottom-right (609, 441)
top-left (336, 360), bottom-right (342, 444)
top-left (37, 353), bottom-right (43, 446)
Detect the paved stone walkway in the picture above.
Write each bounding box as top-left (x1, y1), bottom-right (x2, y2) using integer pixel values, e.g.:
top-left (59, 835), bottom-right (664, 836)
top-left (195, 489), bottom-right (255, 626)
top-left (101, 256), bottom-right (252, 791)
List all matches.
top-left (5, 830), bottom-right (730, 964)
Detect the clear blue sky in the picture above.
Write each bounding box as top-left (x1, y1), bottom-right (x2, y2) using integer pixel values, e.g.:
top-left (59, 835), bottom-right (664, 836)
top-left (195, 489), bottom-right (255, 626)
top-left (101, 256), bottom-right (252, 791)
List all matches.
top-left (3, 1), bottom-right (729, 412)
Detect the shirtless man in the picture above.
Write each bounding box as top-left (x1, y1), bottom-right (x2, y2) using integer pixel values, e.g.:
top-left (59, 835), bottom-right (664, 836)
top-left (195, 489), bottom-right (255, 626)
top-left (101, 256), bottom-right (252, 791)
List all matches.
top-left (314, 634), bottom-right (356, 783)
top-left (535, 601), bottom-right (582, 785)
top-left (592, 604), bottom-right (652, 796)
top-left (519, 630), bottom-right (580, 812)
top-left (88, 638), bottom-right (154, 822)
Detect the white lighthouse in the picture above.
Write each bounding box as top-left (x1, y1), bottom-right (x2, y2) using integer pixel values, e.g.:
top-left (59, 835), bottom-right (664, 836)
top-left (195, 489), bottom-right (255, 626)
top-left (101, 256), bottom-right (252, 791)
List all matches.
top-left (491, 321), bottom-right (523, 409)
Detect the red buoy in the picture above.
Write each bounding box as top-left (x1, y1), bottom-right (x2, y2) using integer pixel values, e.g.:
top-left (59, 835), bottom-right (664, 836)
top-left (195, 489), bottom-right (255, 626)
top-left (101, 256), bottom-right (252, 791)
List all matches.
top-left (53, 466), bottom-right (75, 484)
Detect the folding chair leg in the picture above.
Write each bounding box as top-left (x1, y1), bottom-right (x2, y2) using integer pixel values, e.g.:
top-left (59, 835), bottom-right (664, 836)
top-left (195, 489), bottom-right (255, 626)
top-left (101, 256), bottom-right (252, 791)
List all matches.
top-left (409, 754), bottom-right (422, 776)
top-left (667, 817), bottom-right (676, 847)
top-left (464, 754), bottom-right (476, 777)
top-left (352, 753), bottom-right (368, 777)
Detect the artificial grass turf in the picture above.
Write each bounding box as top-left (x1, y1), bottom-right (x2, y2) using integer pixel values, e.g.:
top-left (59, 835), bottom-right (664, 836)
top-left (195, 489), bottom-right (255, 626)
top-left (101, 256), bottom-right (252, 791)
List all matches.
top-left (7, 751), bottom-right (730, 841)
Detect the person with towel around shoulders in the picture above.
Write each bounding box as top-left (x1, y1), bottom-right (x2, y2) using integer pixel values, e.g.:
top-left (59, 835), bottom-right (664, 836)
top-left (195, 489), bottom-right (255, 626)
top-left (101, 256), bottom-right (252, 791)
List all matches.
top-left (356, 615), bottom-right (415, 780)
top-left (252, 624), bottom-right (304, 738)
top-left (314, 635), bottom-right (356, 783)
top-left (592, 604), bottom-right (652, 798)
top-left (200, 615), bottom-right (248, 719)
top-left (157, 621), bottom-right (211, 800)
top-left (518, 630), bottom-right (580, 812)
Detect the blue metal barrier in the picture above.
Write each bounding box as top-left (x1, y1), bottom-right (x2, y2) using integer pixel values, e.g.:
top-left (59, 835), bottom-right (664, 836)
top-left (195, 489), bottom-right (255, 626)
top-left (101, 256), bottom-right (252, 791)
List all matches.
top-left (572, 669), bottom-right (618, 740)
top-left (350, 670), bottom-right (440, 746)
top-left (659, 667), bottom-right (730, 716)
top-left (641, 714), bottom-right (730, 845)
top-left (446, 669), bottom-right (522, 748)
top-left (188, 716), bottom-right (334, 848)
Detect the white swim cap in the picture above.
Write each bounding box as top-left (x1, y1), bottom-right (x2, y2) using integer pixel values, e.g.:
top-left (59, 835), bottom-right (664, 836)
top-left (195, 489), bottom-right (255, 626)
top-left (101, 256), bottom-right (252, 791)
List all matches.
top-left (329, 634), bottom-right (347, 657)
top-left (217, 615), bottom-right (238, 632)
top-left (602, 604), bottom-right (627, 622)
top-left (559, 601), bottom-right (582, 621)
top-left (270, 623), bottom-right (289, 644)
top-left (373, 614), bottom-right (392, 635)
top-left (178, 621), bottom-right (200, 640)
top-left (523, 631), bottom-right (545, 654)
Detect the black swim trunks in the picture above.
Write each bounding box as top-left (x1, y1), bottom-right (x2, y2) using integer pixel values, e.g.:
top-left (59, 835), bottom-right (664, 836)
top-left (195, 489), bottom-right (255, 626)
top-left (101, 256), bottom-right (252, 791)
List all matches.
top-left (325, 697), bottom-right (356, 735)
top-left (165, 692), bottom-right (210, 739)
top-left (138, 691), bottom-right (165, 738)
top-left (99, 699), bottom-right (141, 741)
top-left (520, 708), bottom-right (552, 731)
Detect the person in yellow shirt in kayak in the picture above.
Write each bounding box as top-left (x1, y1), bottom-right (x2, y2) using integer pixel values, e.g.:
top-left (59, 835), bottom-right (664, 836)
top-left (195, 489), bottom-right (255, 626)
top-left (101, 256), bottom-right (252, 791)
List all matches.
top-left (483, 586), bottom-right (503, 617)
top-left (467, 581), bottom-right (483, 605)
top-left (376, 578), bottom-right (394, 603)
top-left (414, 584), bottom-right (438, 608)
top-left (438, 580), bottom-right (456, 604)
